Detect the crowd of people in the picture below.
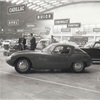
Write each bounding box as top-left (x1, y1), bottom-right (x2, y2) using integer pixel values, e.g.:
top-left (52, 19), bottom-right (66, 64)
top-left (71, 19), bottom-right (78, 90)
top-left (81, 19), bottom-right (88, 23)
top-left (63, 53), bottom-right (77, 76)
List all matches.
top-left (18, 33), bottom-right (57, 51)
top-left (18, 33), bottom-right (36, 51)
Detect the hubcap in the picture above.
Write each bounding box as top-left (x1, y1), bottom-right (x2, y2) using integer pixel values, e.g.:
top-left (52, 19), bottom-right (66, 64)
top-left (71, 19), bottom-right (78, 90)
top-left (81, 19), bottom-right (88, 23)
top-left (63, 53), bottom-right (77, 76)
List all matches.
top-left (18, 60), bottom-right (29, 71)
top-left (74, 62), bottom-right (83, 71)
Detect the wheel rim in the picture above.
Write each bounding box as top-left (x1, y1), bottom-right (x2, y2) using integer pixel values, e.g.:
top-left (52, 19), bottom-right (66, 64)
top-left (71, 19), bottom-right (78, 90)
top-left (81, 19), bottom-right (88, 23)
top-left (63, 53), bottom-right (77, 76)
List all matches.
top-left (17, 60), bottom-right (29, 71)
top-left (73, 62), bottom-right (84, 72)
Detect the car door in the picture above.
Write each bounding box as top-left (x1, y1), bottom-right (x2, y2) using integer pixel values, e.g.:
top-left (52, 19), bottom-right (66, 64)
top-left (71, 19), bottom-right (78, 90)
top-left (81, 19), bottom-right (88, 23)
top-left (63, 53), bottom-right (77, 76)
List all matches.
top-left (83, 42), bottom-right (100, 60)
top-left (32, 53), bottom-right (51, 69)
top-left (46, 45), bottom-right (71, 69)
top-left (91, 42), bottom-right (100, 60)
top-left (34, 45), bottom-right (71, 69)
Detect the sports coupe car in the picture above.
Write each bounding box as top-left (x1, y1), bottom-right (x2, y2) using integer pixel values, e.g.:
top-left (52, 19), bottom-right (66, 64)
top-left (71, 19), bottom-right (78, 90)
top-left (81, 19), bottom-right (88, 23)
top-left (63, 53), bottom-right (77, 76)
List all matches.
top-left (6, 43), bottom-right (92, 73)
top-left (82, 41), bottom-right (100, 61)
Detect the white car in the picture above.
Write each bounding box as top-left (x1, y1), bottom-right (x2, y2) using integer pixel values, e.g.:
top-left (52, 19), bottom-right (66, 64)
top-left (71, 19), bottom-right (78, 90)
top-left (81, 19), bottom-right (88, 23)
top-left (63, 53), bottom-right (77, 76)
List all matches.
top-left (2, 40), bottom-right (12, 49)
top-left (36, 39), bottom-right (50, 50)
top-left (59, 41), bottom-right (79, 47)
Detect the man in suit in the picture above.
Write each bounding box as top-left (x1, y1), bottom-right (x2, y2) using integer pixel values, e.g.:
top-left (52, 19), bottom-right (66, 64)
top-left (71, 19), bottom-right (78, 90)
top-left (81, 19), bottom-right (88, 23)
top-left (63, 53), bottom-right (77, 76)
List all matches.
top-left (18, 35), bottom-right (26, 50)
top-left (30, 33), bottom-right (36, 50)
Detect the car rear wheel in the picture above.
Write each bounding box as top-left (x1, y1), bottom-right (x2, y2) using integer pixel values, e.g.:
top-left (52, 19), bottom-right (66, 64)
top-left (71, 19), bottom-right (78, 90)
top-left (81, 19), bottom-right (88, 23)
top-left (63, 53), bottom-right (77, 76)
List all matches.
top-left (15, 58), bottom-right (31, 73)
top-left (71, 62), bottom-right (85, 73)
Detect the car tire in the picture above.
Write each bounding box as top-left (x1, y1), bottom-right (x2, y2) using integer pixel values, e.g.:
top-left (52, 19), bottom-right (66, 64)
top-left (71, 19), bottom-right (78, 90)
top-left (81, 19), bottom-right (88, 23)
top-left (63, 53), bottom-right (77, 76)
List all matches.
top-left (15, 58), bottom-right (31, 74)
top-left (71, 62), bottom-right (85, 73)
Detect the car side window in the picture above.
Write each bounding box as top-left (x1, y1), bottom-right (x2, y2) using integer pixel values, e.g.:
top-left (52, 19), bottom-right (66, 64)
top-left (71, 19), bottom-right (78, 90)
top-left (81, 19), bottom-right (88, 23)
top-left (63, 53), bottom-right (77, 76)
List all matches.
top-left (53, 46), bottom-right (63, 54)
top-left (60, 47), bottom-right (71, 54)
top-left (53, 46), bottom-right (71, 55)
top-left (94, 43), bottom-right (100, 49)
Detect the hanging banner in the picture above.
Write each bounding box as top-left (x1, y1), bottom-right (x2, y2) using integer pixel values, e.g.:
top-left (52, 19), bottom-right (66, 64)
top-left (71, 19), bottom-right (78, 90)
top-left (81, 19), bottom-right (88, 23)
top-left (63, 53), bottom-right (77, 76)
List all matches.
top-left (36, 13), bottom-right (53, 20)
top-left (61, 28), bottom-right (71, 32)
top-left (67, 23), bottom-right (81, 28)
top-left (7, 19), bottom-right (19, 26)
top-left (93, 28), bottom-right (100, 32)
top-left (26, 23), bottom-right (36, 27)
top-left (8, 5), bottom-right (26, 14)
top-left (54, 19), bottom-right (70, 25)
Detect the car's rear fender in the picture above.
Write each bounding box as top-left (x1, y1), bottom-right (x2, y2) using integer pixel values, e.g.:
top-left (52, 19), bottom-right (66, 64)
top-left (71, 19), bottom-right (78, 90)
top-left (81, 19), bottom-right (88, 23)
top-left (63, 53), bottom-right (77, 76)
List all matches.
top-left (67, 53), bottom-right (88, 67)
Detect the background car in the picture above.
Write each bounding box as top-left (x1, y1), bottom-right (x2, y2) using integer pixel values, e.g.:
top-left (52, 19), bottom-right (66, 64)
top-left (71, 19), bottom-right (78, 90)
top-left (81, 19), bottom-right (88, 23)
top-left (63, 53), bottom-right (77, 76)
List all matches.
top-left (59, 40), bottom-right (80, 47)
top-left (6, 43), bottom-right (92, 74)
top-left (36, 38), bottom-right (50, 50)
top-left (2, 39), bottom-right (12, 49)
top-left (82, 41), bottom-right (100, 61)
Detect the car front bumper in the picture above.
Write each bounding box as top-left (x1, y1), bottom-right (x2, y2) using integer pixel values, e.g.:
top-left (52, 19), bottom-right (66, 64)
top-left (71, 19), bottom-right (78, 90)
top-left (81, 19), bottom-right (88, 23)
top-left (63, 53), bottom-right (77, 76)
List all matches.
top-left (6, 56), bottom-right (14, 66)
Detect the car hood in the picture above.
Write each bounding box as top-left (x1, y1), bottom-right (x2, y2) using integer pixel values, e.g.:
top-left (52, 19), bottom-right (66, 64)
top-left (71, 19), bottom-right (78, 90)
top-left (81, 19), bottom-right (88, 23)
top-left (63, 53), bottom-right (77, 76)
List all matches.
top-left (11, 50), bottom-right (44, 56)
top-left (81, 47), bottom-right (90, 49)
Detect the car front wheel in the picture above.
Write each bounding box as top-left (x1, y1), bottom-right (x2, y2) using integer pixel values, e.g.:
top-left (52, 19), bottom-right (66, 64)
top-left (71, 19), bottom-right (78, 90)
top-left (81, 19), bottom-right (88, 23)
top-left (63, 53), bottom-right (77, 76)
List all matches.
top-left (71, 62), bottom-right (85, 73)
top-left (15, 58), bottom-right (31, 73)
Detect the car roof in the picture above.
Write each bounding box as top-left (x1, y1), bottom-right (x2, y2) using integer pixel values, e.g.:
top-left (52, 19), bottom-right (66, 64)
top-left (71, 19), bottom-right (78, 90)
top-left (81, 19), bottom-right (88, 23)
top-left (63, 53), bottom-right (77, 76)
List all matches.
top-left (95, 41), bottom-right (100, 43)
top-left (52, 43), bottom-right (75, 48)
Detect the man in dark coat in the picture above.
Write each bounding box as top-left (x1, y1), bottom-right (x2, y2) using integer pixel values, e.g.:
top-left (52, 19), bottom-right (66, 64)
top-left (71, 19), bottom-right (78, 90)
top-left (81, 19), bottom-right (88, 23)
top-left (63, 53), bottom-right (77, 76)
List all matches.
top-left (18, 35), bottom-right (26, 50)
top-left (30, 33), bottom-right (36, 50)
top-left (49, 35), bottom-right (57, 45)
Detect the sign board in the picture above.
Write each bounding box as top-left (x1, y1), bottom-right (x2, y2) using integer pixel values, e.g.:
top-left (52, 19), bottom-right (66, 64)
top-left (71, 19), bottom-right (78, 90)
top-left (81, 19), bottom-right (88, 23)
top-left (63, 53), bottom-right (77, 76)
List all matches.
top-left (7, 19), bottom-right (19, 26)
top-left (76, 31), bottom-right (86, 35)
top-left (93, 28), bottom-right (100, 32)
top-left (8, 5), bottom-right (26, 14)
top-left (61, 28), bottom-right (71, 32)
top-left (67, 23), bottom-right (81, 28)
top-left (36, 13), bottom-right (53, 20)
top-left (17, 29), bottom-right (24, 32)
top-left (26, 24), bottom-right (36, 27)
top-left (54, 19), bottom-right (70, 25)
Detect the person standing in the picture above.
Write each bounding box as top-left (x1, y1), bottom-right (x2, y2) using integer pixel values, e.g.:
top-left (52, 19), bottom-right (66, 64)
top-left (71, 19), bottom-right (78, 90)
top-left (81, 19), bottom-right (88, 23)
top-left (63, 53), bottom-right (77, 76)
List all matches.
top-left (49, 35), bottom-right (56, 45)
top-left (22, 35), bottom-right (26, 50)
top-left (18, 35), bottom-right (26, 50)
top-left (30, 33), bottom-right (36, 50)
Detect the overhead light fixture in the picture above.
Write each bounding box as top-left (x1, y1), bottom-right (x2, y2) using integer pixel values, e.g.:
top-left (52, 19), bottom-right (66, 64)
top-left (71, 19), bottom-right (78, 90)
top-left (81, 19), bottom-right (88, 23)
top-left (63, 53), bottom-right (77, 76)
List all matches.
top-left (44, 4), bottom-right (51, 8)
top-left (37, 1), bottom-right (44, 5)
top-left (22, 1), bottom-right (28, 5)
top-left (61, 0), bottom-right (67, 2)
top-left (39, 9), bottom-right (46, 12)
top-left (6, 0), bottom-right (11, 2)
top-left (28, 5), bottom-right (36, 9)
top-left (16, 0), bottom-right (23, 5)
top-left (32, 0), bottom-right (40, 4)
top-left (52, 2), bottom-right (60, 5)
top-left (55, 3), bottom-right (62, 6)
top-left (40, 3), bottom-right (48, 6)
top-left (32, 6), bottom-right (39, 10)
top-left (61, 0), bottom-right (69, 3)
top-left (36, 8), bottom-right (44, 11)
top-left (49, 0), bottom-right (56, 3)
top-left (28, 0), bottom-right (33, 2)
top-left (46, 6), bottom-right (54, 9)
top-left (27, 3), bottom-right (32, 7)
top-left (11, 0), bottom-right (19, 3)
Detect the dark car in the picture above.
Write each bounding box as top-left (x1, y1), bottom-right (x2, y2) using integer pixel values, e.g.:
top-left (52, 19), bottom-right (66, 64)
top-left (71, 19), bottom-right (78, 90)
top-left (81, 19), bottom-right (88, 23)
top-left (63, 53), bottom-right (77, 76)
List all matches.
top-left (82, 41), bottom-right (100, 61)
top-left (6, 43), bottom-right (92, 73)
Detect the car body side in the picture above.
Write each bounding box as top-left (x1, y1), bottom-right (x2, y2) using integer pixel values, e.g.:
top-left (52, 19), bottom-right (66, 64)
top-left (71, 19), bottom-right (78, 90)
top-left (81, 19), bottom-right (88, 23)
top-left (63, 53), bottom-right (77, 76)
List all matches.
top-left (6, 44), bottom-right (92, 70)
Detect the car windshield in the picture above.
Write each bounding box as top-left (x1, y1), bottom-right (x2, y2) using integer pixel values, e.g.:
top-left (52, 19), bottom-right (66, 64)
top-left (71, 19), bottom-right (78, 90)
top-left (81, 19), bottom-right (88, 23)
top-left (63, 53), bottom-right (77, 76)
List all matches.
top-left (42, 44), bottom-right (55, 53)
top-left (84, 41), bottom-right (95, 48)
top-left (74, 47), bottom-right (86, 53)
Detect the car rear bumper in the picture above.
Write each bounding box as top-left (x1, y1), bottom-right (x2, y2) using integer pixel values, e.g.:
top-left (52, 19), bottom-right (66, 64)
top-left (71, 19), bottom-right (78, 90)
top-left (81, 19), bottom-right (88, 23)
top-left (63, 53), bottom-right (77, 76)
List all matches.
top-left (86, 57), bottom-right (92, 67)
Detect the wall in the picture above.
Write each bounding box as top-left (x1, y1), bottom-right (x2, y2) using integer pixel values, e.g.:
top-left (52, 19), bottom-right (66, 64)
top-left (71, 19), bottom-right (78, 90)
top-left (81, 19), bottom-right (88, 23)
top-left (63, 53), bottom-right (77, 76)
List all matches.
top-left (36, 2), bottom-right (100, 41)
